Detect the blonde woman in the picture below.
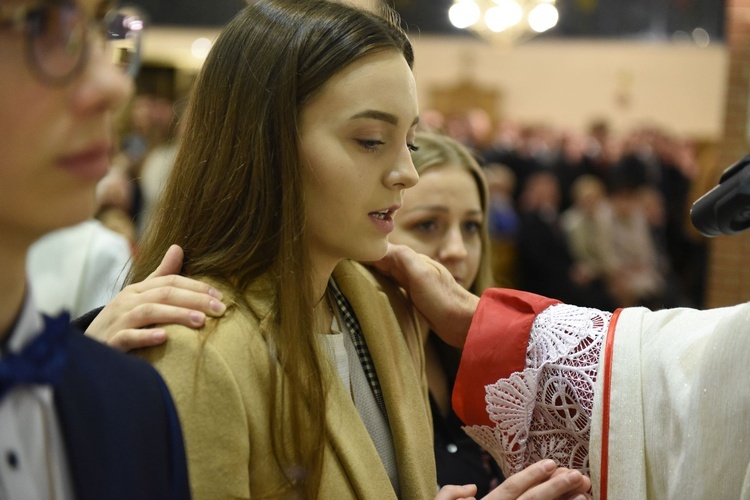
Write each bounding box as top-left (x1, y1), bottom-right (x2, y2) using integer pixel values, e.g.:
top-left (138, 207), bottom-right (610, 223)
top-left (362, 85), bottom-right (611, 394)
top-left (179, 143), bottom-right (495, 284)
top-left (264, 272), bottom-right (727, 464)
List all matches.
top-left (390, 132), bottom-right (504, 494)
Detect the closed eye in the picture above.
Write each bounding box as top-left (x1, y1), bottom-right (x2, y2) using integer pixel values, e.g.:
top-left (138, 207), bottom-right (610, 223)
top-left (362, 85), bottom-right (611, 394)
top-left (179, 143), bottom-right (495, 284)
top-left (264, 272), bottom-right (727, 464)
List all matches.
top-left (357, 139), bottom-right (385, 152)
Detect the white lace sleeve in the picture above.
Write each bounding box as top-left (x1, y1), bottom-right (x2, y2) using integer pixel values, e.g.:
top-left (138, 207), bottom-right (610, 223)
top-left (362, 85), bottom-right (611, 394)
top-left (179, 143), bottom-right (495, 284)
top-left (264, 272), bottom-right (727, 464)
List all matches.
top-left (462, 304), bottom-right (612, 477)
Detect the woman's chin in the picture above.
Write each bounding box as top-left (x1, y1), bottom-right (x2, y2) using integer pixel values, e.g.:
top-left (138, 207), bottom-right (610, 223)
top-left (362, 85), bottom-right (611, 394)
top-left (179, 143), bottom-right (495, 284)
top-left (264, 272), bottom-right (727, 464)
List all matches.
top-left (352, 242), bottom-right (389, 264)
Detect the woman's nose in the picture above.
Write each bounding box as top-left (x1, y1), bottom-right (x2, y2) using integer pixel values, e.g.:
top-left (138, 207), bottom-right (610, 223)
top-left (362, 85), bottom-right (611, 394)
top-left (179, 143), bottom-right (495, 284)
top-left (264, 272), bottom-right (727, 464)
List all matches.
top-left (438, 226), bottom-right (468, 261)
top-left (386, 147), bottom-right (419, 189)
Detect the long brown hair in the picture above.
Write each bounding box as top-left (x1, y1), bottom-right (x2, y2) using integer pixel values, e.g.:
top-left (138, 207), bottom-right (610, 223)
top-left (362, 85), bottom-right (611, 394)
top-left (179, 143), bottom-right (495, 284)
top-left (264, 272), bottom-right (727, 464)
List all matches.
top-left (128, 0), bottom-right (413, 496)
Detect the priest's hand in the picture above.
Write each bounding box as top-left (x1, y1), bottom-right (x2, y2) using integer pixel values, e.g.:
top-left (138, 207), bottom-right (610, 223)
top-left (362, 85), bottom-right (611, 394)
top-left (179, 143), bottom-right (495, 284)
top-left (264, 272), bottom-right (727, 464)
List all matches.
top-left (434, 460), bottom-right (591, 500)
top-left (369, 243), bottom-right (478, 348)
top-left (483, 460), bottom-right (591, 500)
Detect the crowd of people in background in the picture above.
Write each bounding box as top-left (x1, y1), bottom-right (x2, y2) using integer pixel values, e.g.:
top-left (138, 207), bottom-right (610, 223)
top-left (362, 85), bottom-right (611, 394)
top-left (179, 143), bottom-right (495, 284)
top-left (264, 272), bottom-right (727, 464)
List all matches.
top-left (97, 95), bottom-right (709, 313)
top-left (423, 109), bottom-right (708, 310)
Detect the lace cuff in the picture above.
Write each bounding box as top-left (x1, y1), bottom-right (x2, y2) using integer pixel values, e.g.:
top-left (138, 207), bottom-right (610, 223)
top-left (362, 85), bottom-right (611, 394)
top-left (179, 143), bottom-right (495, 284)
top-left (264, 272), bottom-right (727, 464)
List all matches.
top-left (463, 304), bottom-right (611, 477)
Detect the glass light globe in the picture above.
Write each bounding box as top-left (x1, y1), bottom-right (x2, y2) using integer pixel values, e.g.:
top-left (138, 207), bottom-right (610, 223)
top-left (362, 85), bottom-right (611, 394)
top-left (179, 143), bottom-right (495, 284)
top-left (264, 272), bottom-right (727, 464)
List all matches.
top-left (449, 1), bottom-right (481, 29)
top-left (191, 38), bottom-right (213, 59)
top-left (528, 3), bottom-right (559, 33)
top-left (485, 0), bottom-right (523, 32)
top-left (692, 27), bottom-right (710, 48)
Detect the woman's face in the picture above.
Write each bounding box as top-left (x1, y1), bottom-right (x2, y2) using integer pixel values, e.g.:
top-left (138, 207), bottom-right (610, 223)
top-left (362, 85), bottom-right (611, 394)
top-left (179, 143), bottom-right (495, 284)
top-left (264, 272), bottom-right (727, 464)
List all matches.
top-left (299, 49), bottom-right (419, 273)
top-left (390, 164), bottom-right (483, 290)
top-left (0, 0), bottom-right (132, 246)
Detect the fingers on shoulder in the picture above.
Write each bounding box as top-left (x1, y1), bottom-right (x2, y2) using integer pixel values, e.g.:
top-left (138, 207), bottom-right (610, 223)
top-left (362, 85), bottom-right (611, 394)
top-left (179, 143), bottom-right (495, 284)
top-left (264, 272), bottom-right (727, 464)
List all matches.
top-left (132, 274), bottom-right (220, 297)
top-left (108, 328), bottom-right (168, 352)
top-left (126, 287), bottom-right (225, 322)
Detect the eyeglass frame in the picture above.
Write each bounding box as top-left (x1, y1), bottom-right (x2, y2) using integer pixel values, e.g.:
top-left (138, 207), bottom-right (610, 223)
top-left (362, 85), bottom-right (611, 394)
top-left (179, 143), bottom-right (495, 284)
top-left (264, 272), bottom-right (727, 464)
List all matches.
top-left (0, 0), bottom-right (146, 86)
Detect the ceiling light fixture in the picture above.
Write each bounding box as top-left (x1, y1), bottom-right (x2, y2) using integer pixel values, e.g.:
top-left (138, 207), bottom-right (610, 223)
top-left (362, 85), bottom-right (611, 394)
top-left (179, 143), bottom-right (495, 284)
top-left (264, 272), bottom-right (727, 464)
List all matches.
top-left (449, 0), bottom-right (559, 46)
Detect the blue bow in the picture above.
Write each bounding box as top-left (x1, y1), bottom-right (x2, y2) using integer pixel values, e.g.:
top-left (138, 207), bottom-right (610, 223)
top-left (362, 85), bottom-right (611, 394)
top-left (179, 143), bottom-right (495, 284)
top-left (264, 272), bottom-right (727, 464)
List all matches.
top-left (0, 312), bottom-right (70, 402)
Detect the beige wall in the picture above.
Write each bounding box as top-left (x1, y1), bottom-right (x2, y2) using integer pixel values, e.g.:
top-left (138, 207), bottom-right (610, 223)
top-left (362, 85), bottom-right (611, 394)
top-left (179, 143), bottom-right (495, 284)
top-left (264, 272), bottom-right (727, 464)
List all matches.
top-left (142, 28), bottom-right (728, 139)
top-left (411, 35), bottom-right (728, 138)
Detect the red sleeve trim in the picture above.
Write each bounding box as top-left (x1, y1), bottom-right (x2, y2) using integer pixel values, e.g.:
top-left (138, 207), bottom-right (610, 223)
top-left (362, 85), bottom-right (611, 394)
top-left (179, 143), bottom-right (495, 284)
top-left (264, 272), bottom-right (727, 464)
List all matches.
top-left (452, 288), bottom-right (561, 427)
top-left (599, 307), bottom-right (623, 500)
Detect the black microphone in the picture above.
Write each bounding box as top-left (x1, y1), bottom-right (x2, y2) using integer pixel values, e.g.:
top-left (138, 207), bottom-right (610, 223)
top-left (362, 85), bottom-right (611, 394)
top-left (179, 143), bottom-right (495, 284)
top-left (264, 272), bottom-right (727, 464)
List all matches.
top-left (691, 154), bottom-right (750, 237)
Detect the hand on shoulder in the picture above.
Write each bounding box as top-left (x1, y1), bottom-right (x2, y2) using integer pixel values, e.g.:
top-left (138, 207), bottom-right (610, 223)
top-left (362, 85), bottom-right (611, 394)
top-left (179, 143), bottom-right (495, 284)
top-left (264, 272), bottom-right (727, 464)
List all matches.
top-left (85, 245), bottom-right (227, 351)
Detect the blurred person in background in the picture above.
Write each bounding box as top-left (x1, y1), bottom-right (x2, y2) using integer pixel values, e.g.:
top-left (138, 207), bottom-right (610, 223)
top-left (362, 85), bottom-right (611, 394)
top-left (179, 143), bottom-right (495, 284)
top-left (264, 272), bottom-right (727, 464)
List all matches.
top-left (137, 99), bottom-right (185, 236)
top-left (27, 219), bottom-right (132, 318)
top-left (605, 177), bottom-right (665, 308)
top-left (560, 175), bottom-right (616, 310)
top-left (484, 163), bottom-right (520, 288)
top-left (97, 94), bottom-right (177, 239)
top-left (516, 171), bottom-right (612, 310)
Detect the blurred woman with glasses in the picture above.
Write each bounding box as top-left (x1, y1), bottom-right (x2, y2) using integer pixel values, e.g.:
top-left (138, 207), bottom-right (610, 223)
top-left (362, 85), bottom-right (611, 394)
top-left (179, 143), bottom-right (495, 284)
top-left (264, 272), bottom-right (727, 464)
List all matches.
top-left (0, 1), bottom-right (190, 498)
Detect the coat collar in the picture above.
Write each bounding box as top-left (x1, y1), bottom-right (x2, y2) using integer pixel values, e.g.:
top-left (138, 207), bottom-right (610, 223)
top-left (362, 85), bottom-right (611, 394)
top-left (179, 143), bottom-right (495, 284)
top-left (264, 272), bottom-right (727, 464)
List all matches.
top-left (331, 261), bottom-right (435, 499)
top-left (215, 263), bottom-right (435, 498)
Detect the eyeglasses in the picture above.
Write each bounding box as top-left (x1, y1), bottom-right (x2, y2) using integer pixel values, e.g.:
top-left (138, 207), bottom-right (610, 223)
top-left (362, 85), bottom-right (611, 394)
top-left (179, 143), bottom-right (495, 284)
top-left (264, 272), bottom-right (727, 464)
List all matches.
top-left (0, 1), bottom-right (146, 86)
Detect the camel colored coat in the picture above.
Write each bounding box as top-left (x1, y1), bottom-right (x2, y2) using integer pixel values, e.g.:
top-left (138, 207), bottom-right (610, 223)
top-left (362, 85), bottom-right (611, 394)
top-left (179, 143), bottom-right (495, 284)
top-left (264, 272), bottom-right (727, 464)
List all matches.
top-left (138, 260), bottom-right (436, 499)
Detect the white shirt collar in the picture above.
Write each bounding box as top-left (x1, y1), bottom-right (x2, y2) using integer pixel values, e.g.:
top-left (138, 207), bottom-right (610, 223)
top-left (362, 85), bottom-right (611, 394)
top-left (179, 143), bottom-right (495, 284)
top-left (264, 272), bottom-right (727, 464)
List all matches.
top-left (5, 289), bottom-right (45, 356)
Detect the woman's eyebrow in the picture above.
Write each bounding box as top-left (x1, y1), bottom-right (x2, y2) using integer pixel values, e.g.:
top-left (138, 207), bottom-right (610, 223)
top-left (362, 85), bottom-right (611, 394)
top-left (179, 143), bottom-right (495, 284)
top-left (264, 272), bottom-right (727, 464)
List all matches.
top-left (349, 110), bottom-right (398, 125)
top-left (349, 110), bottom-right (420, 127)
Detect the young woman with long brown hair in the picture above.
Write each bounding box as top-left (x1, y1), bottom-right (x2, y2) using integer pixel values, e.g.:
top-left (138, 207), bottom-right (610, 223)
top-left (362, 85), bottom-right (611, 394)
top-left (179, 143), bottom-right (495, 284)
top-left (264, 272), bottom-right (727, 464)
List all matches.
top-left (122, 1), bottom-right (591, 498)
